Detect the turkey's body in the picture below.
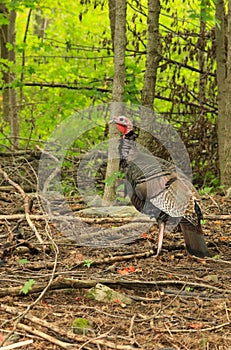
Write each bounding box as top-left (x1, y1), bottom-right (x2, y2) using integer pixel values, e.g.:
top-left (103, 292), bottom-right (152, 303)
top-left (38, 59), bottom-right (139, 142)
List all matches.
top-left (118, 129), bottom-right (210, 258)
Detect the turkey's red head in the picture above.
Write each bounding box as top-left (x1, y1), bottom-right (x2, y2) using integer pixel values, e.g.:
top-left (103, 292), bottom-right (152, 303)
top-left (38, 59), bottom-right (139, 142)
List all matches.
top-left (111, 116), bottom-right (133, 135)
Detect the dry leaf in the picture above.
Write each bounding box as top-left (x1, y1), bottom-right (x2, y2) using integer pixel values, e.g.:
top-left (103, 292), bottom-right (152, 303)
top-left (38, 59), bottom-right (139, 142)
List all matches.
top-left (190, 323), bottom-right (204, 329)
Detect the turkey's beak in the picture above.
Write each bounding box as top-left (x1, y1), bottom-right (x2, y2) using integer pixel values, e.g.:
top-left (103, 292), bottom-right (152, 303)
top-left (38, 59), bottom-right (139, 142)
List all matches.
top-left (109, 118), bottom-right (116, 124)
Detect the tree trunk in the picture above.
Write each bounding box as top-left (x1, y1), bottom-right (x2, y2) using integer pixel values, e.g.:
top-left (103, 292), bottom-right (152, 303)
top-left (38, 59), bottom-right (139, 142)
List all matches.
top-left (0, 2), bottom-right (10, 121)
top-left (223, 0), bottom-right (231, 189)
top-left (8, 10), bottom-right (19, 149)
top-left (33, 9), bottom-right (48, 40)
top-left (141, 0), bottom-right (161, 108)
top-left (216, 0), bottom-right (231, 190)
top-left (139, 0), bottom-right (160, 149)
top-left (103, 0), bottom-right (126, 204)
top-left (0, 4), bottom-right (19, 148)
top-left (198, 0), bottom-right (207, 111)
top-left (108, 0), bottom-right (116, 51)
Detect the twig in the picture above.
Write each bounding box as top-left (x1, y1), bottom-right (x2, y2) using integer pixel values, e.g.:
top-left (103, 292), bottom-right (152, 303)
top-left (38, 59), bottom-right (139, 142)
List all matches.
top-left (159, 321), bottom-right (231, 333)
top-left (128, 315), bottom-right (136, 337)
top-left (77, 329), bottom-right (113, 350)
top-left (0, 185), bottom-right (36, 193)
top-left (0, 214), bottom-right (46, 220)
top-left (0, 166), bottom-right (43, 244)
top-left (142, 281), bottom-right (189, 323)
top-left (224, 301), bottom-right (231, 323)
top-left (204, 214), bottom-right (231, 220)
top-left (17, 323), bottom-right (71, 349)
top-left (0, 219), bottom-right (59, 347)
top-left (1, 304), bottom-right (141, 349)
top-left (0, 339), bottom-right (33, 350)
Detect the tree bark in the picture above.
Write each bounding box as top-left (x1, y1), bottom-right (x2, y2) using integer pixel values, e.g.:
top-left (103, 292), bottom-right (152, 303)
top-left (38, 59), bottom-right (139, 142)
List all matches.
top-left (0, 2), bottom-right (10, 121)
top-left (33, 9), bottom-right (48, 40)
top-left (103, 0), bottom-right (126, 203)
top-left (223, 0), bottom-right (231, 189)
top-left (198, 0), bottom-right (207, 111)
top-left (8, 9), bottom-right (19, 149)
top-left (108, 0), bottom-right (116, 51)
top-left (216, 0), bottom-right (231, 190)
top-left (141, 0), bottom-right (161, 108)
top-left (138, 0), bottom-right (161, 149)
top-left (0, 4), bottom-right (19, 148)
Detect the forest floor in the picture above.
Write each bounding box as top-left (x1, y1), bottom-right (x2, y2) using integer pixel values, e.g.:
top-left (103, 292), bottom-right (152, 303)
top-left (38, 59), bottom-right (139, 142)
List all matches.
top-left (0, 156), bottom-right (231, 350)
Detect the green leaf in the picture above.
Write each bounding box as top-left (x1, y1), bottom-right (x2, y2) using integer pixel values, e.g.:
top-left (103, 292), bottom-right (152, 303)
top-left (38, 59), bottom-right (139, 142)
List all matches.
top-left (18, 258), bottom-right (29, 265)
top-left (84, 259), bottom-right (92, 268)
top-left (20, 279), bottom-right (35, 295)
top-left (0, 15), bottom-right (9, 26)
top-left (72, 317), bottom-right (93, 335)
top-left (105, 171), bottom-right (124, 186)
top-left (212, 255), bottom-right (220, 260)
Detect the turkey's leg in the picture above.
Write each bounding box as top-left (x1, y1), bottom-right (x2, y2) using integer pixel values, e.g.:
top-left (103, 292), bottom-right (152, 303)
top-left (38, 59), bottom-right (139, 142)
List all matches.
top-left (156, 222), bottom-right (165, 256)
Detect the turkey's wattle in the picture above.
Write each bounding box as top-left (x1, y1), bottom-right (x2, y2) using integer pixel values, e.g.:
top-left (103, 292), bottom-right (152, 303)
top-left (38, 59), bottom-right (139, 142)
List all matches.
top-left (112, 115), bottom-right (210, 258)
top-left (116, 124), bottom-right (128, 135)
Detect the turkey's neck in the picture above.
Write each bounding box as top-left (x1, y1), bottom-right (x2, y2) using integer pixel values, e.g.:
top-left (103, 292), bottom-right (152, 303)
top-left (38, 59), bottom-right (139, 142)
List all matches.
top-left (118, 130), bottom-right (137, 168)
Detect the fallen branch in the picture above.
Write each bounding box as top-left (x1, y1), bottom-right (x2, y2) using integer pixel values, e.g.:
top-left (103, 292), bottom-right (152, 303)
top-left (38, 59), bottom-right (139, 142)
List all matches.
top-left (157, 321), bottom-right (231, 333)
top-left (0, 167), bottom-right (43, 244)
top-left (204, 214), bottom-right (231, 220)
top-left (0, 221), bottom-right (59, 348)
top-left (2, 304), bottom-right (142, 350)
top-left (17, 323), bottom-right (71, 349)
top-left (0, 275), bottom-right (229, 298)
top-left (0, 213), bottom-right (231, 222)
top-left (0, 339), bottom-right (33, 350)
top-left (0, 185), bottom-right (36, 193)
top-left (0, 213), bottom-right (142, 223)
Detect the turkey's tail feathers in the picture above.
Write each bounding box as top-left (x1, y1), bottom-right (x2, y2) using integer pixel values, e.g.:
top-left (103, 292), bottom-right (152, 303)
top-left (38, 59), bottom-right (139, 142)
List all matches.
top-left (179, 219), bottom-right (210, 258)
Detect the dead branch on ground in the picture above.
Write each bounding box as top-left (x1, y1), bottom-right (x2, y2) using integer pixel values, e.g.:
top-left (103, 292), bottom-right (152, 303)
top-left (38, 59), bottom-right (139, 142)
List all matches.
top-left (0, 166), bottom-right (43, 244)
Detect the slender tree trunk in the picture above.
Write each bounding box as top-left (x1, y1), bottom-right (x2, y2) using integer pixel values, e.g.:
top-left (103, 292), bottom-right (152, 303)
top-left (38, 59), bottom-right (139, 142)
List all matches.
top-left (141, 0), bottom-right (161, 108)
top-left (139, 0), bottom-right (160, 149)
top-left (111, 0), bottom-right (126, 102)
top-left (223, 0), bottom-right (231, 190)
top-left (0, 4), bottom-right (19, 148)
top-left (108, 0), bottom-right (116, 51)
top-left (198, 0), bottom-right (207, 111)
top-left (0, 2), bottom-right (10, 121)
top-left (33, 9), bottom-right (48, 40)
top-left (8, 10), bottom-right (19, 149)
top-left (215, 0), bottom-right (231, 190)
top-left (20, 9), bottom-right (32, 110)
top-left (103, 0), bottom-right (126, 203)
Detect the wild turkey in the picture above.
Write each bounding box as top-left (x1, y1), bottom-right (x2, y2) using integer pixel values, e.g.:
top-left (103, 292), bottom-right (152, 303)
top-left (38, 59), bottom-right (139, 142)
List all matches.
top-left (111, 115), bottom-right (210, 258)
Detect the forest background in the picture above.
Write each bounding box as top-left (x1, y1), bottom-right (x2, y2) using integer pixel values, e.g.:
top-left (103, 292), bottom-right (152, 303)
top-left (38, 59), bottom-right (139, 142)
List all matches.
top-left (0, 0), bottom-right (231, 196)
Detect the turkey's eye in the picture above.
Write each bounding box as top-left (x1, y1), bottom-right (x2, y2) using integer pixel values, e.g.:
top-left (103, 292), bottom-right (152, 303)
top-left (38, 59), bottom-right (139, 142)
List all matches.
top-left (119, 117), bottom-right (124, 122)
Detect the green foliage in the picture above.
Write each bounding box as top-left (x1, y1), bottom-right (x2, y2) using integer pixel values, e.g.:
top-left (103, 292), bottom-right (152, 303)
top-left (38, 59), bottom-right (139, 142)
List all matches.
top-left (0, 0), bottom-right (219, 187)
top-left (0, 14), bottom-right (9, 26)
top-left (187, 0), bottom-right (220, 28)
top-left (199, 186), bottom-right (214, 195)
top-left (72, 317), bottom-right (93, 335)
top-left (17, 258), bottom-right (29, 264)
top-left (84, 259), bottom-right (93, 268)
top-left (212, 255), bottom-right (220, 260)
top-left (198, 172), bottom-right (223, 195)
top-left (105, 170), bottom-right (124, 186)
top-left (20, 279), bottom-right (35, 294)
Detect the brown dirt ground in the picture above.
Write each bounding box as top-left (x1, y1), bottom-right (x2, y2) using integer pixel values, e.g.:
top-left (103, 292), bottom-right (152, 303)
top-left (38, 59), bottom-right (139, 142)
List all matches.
top-left (0, 157), bottom-right (231, 350)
